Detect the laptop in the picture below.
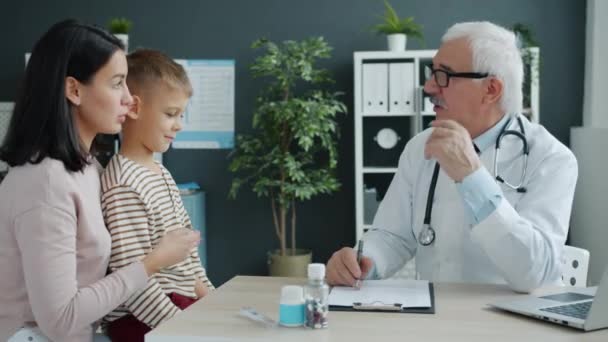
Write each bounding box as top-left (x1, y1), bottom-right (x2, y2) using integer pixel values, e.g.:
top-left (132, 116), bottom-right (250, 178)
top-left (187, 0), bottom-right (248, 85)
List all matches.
top-left (489, 268), bottom-right (608, 331)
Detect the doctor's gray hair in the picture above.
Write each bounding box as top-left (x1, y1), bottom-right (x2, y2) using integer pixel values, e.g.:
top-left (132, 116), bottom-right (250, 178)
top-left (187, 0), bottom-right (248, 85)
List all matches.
top-left (442, 21), bottom-right (523, 116)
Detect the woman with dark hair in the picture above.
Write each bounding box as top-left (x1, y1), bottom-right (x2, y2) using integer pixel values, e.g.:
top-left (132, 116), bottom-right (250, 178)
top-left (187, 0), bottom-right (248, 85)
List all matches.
top-left (0, 20), bottom-right (201, 341)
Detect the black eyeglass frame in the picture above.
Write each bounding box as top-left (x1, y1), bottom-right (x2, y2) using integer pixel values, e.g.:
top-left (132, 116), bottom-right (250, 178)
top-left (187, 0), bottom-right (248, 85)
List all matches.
top-left (425, 65), bottom-right (489, 88)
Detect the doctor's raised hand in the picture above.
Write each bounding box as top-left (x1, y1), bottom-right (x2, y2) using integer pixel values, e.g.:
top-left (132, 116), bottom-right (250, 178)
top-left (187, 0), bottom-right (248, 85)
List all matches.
top-left (424, 119), bottom-right (482, 182)
top-left (326, 247), bottom-right (374, 286)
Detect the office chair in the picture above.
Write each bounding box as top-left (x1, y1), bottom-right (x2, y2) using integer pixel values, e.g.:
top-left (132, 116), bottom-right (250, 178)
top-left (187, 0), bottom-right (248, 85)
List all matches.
top-left (561, 245), bottom-right (590, 287)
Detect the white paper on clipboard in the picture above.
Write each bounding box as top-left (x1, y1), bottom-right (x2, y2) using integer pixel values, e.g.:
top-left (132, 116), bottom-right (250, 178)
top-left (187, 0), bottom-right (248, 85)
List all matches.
top-left (329, 279), bottom-right (431, 309)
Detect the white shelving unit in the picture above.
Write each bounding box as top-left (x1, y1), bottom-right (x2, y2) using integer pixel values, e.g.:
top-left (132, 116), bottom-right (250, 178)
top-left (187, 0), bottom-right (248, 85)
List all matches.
top-left (353, 48), bottom-right (539, 279)
top-left (354, 50), bottom-right (437, 242)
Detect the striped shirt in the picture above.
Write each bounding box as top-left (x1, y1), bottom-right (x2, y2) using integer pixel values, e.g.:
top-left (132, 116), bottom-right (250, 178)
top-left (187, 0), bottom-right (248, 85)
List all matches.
top-left (100, 154), bottom-right (213, 328)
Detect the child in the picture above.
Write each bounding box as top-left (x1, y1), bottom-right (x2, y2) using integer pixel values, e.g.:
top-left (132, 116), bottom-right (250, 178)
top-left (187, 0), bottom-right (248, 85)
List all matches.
top-left (100, 48), bottom-right (213, 341)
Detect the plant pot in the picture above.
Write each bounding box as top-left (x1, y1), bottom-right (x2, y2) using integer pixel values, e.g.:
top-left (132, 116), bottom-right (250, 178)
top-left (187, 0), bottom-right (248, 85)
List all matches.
top-left (114, 33), bottom-right (129, 52)
top-left (268, 249), bottom-right (312, 277)
top-left (387, 33), bottom-right (407, 51)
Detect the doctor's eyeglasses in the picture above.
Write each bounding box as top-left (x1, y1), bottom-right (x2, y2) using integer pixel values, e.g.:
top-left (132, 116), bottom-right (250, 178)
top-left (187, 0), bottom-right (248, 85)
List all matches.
top-left (424, 65), bottom-right (489, 88)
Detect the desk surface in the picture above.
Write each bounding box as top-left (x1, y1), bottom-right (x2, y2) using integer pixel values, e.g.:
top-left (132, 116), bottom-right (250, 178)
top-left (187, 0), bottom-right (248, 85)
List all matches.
top-left (147, 276), bottom-right (608, 341)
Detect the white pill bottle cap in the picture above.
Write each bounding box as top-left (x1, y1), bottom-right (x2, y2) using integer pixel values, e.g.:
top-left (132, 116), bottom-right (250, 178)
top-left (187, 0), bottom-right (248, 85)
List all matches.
top-left (308, 263), bottom-right (326, 280)
top-left (280, 285), bottom-right (304, 305)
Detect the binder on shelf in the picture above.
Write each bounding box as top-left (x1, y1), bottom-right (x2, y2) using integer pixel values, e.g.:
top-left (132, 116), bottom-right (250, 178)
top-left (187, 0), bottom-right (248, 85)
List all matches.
top-left (329, 280), bottom-right (435, 314)
top-left (363, 187), bottom-right (380, 225)
top-left (362, 63), bottom-right (388, 115)
top-left (388, 62), bottom-right (415, 115)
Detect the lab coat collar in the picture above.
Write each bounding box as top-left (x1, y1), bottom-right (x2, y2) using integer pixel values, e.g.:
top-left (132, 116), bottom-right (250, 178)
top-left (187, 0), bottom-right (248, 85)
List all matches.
top-left (473, 114), bottom-right (511, 153)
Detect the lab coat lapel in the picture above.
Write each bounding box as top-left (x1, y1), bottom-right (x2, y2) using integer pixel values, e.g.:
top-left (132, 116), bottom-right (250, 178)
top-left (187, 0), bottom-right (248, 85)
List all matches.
top-left (426, 168), bottom-right (466, 281)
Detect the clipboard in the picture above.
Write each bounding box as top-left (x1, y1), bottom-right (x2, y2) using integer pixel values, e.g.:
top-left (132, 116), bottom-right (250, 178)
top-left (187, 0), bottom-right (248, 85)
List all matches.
top-left (329, 282), bottom-right (435, 314)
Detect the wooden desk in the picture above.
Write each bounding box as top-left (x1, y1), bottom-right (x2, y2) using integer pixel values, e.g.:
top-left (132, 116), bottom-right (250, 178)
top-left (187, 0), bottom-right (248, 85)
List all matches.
top-left (147, 276), bottom-right (608, 341)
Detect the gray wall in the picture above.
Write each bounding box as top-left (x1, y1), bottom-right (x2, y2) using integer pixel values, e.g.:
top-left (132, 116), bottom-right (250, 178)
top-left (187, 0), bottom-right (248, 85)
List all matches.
top-left (0, 0), bottom-right (586, 285)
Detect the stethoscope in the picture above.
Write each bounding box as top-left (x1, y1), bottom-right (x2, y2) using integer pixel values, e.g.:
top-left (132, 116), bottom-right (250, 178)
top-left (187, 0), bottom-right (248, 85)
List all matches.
top-left (418, 115), bottom-right (529, 246)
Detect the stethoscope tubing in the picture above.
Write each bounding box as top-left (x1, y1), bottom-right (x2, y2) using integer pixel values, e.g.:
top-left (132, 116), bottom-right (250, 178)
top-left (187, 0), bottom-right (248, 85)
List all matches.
top-left (418, 115), bottom-right (528, 246)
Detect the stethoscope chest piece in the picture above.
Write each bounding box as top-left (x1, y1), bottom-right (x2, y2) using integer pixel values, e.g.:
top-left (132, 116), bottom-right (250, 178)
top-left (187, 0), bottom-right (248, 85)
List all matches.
top-left (418, 224), bottom-right (436, 246)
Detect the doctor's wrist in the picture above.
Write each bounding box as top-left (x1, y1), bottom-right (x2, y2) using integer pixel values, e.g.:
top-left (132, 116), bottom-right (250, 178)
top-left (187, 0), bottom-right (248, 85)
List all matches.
top-left (455, 163), bottom-right (482, 183)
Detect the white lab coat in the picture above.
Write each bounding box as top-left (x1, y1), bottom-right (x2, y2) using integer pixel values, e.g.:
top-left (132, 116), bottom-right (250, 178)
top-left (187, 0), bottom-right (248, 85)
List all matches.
top-left (363, 115), bottom-right (578, 292)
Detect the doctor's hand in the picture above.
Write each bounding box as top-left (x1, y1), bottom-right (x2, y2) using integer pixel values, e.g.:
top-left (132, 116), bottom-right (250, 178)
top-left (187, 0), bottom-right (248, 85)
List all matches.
top-left (326, 247), bottom-right (374, 286)
top-left (424, 119), bottom-right (482, 182)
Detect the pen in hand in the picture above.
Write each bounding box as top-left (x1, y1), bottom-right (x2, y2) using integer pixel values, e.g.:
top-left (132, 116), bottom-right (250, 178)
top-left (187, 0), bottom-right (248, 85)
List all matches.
top-left (354, 240), bottom-right (364, 289)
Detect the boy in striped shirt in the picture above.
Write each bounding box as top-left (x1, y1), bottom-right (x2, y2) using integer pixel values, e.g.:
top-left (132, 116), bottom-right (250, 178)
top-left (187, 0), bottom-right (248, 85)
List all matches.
top-left (100, 49), bottom-right (213, 341)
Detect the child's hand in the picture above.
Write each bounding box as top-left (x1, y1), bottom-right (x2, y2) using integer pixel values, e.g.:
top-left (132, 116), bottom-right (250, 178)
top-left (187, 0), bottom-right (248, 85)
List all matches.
top-left (143, 229), bottom-right (200, 275)
top-left (194, 278), bottom-right (209, 298)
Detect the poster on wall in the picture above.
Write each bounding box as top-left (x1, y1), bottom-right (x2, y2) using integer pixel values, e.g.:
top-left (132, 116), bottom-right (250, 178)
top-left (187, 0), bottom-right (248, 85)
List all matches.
top-left (173, 59), bottom-right (235, 149)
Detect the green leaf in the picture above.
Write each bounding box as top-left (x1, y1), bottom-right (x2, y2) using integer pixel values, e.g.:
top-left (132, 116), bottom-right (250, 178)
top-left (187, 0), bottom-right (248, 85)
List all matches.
top-left (229, 36), bottom-right (347, 250)
top-left (370, 1), bottom-right (424, 44)
top-left (107, 17), bottom-right (132, 34)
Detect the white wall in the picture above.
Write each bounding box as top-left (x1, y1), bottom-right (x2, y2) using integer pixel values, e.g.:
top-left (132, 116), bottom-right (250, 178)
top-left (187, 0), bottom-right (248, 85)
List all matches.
top-left (570, 128), bottom-right (608, 285)
top-left (570, 0), bottom-right (608, 285)
top-left (582, 0), bottom-right (608, 127)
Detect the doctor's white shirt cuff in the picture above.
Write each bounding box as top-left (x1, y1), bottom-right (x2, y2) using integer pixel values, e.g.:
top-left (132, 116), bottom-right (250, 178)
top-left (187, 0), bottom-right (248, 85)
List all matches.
top-left (365, 263), bottom-right (379, 280)
top-left (456, 167), bottom-right (503, 225)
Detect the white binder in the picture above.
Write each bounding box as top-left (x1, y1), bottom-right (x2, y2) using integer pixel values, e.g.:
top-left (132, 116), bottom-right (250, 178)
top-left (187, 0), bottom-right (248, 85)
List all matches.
top-left (362, 63), bottom-right (388, 115)
top-left (388, 62), bottom-right (415, 115)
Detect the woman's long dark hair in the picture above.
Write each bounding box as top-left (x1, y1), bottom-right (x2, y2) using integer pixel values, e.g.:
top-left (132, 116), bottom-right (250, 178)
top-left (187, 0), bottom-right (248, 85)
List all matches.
top-left (0, 19), bottom-right (124, 172)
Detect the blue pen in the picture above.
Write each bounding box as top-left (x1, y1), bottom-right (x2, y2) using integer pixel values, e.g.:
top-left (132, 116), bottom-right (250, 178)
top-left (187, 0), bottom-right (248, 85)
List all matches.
top-left (354, 240), bottom-right (364, 289)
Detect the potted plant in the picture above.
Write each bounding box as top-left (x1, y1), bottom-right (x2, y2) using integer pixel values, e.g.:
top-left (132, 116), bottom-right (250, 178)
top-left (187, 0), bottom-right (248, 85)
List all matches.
top-left (512, 23), bottom-right (540, 121)
top-left (108, 17), bottom-right (133, 52)
top-left (372, 0), bottom-right (424, 51)
top-left (229, 37), bottom-right (347, 277)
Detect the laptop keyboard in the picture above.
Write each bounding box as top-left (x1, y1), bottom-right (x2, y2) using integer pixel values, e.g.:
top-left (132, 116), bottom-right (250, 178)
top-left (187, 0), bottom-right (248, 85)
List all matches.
top-left (540, 301), bottom-right (592, 320)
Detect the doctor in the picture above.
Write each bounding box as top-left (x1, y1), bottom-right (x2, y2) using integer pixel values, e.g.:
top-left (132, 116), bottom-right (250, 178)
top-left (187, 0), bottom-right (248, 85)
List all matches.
top-left (326, 21), bottom-right (578, 292)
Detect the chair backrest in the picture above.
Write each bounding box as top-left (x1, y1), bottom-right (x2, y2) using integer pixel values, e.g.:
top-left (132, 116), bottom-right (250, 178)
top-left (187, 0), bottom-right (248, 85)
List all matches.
top-left (561, 245), bottom-right (590, 287)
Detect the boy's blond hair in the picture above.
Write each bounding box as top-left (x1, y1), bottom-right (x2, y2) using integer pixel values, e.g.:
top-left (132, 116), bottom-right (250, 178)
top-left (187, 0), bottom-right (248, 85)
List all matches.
top-left (126, 48), bottom-right (192, 97)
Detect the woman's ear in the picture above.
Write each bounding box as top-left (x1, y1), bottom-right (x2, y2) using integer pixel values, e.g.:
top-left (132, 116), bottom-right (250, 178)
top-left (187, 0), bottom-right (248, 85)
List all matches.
top-left (482, 77), bottom-right (504, 106)
top-left (65, 76), bottom-right (81, 106)
top-left (128, 95), bottom-right (142, 120)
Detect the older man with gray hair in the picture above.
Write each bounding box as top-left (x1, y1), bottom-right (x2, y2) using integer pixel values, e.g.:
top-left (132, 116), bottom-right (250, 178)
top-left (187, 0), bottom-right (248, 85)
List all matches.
top-left (327, 21), bottom-right (578, 292)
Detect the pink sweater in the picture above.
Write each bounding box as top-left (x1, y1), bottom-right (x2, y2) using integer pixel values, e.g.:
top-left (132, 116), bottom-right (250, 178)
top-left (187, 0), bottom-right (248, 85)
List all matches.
top-left (0, 158), bottom-right (148, 341)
